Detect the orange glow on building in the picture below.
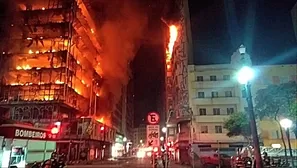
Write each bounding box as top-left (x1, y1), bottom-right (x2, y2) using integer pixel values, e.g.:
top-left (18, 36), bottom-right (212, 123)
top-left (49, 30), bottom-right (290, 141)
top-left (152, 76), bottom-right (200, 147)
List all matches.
top-left (166, 25), bottom-right (178, 69)
top-left (97, 117), bottom-right (104, 123)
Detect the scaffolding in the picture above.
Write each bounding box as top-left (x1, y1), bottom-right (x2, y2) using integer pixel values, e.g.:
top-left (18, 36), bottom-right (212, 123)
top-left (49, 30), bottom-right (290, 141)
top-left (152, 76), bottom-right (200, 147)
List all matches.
top-left (0, 0), bottom-right (104, 135)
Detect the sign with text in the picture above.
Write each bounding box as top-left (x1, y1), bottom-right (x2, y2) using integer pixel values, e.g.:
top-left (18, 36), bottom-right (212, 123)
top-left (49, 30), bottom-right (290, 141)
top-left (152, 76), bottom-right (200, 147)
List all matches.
top-left (147, 112), bottom-right (160, 125)
top-left (0, 124), bottom-right (56, 140)
top-left (146, 125), bottom-right (160, 147)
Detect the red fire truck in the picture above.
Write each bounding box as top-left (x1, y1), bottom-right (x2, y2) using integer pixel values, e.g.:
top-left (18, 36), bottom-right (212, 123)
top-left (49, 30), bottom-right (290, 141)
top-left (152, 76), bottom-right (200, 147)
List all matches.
top-left (0, 124), bottom-right (57, 168)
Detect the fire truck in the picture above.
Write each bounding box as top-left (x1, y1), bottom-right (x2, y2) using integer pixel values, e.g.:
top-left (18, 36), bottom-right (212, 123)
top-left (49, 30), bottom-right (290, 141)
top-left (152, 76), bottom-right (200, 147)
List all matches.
top-left (0, 124), bottom-right (57, 168)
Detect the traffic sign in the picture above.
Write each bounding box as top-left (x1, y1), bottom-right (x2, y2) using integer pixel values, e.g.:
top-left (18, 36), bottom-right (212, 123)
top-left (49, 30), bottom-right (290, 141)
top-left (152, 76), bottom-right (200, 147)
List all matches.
top-left (146, 125), bottom-right (160, 147)
top-left (147, 112), bottom-right (160, 125)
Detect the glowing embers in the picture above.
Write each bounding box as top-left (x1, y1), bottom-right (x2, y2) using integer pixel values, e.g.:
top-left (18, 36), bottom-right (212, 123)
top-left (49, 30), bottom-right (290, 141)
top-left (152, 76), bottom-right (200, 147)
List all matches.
top-left (96, 117), bottom-right (104, 124)
top-left (55, 80), bottom-right (64, 84)
top-left (165, 25), bottom-right (178, 70)
top-left (16, 65), bottom-right (31, 70)
top-left (28, 49), bottom-right (58, 54)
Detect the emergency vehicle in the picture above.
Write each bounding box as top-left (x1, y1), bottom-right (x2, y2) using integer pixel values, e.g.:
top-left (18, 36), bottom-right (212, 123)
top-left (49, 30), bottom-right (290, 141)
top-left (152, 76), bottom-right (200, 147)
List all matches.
top-left (0, 124), bottom-right (57, 168)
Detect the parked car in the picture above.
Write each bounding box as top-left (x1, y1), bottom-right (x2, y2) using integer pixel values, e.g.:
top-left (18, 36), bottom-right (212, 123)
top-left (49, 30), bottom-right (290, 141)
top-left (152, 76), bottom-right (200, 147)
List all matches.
top-left (200, 153), bottom-right (232, 168)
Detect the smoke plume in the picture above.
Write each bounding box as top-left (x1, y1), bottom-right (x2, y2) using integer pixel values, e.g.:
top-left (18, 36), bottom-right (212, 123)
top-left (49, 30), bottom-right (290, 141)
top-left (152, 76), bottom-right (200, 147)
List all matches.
top-left (98, 0), bottom-right (148, 112)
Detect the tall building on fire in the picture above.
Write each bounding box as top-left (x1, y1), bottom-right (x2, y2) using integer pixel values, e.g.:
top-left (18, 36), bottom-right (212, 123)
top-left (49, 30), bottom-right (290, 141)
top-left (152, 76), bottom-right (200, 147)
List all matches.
top-left (0, 0), bottom-right (123, 161)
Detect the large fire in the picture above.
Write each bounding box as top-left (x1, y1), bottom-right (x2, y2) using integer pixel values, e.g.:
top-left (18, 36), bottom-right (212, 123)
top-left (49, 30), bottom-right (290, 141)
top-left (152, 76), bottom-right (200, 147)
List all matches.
top-left (166, 25), bottom-right (178, 67)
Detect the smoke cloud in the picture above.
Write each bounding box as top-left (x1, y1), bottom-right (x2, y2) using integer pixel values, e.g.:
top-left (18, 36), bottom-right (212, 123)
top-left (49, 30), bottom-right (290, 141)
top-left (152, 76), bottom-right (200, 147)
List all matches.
top-left (97, 0), bottom-right (148, 113)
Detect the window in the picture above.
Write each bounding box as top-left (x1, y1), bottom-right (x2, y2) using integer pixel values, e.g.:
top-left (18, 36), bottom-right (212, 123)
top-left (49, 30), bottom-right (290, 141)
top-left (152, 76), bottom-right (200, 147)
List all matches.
top-left (225, 91), bottom-right (232, 97)
top-left (210, 76), bottom-right (217, 81)
top-left (215, 126), bottom-right (223, 133)
top-left (241, 89), bottom-right (246, 98)
top-left (201, 126), bottom-right (208, 133)
top-left (211, 91), bottom-right (218, 98)
top-left (197, 76), bottom-right (203, 81)
top-left (271, 130), bottom-right (280, 139)
top-left (213, 108), bottom-right (220, 115)
top-left (290, 75), bottom-right (297, 82)
top-left (272, 76), bottom-right (280, 84)
top-left (227, 108), bottom-right (234, 115)
top-left (199, 108), bottom-right (206, 115)
top-left (223, 75), bottom-right (230, 80)
top-left (198, 92), bottom-right (205, 98)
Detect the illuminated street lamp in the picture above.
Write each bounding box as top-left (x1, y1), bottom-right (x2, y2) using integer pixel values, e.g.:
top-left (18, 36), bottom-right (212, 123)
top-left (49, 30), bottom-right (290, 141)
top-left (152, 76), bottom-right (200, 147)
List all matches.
top-left (160, 136), bottom-right (164, 141)
top-left (280, 118), bottom-right (294, 167)
top-left (237, 65), bottom-right (263, 168)
top-left (162, 127), bottom-right (167, 133)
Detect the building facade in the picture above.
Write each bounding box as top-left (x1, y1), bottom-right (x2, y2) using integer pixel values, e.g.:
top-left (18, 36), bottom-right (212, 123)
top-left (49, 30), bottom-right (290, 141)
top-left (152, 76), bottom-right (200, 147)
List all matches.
top-left (164, 0), bottom-right (297, 162)
top-left (126, 80), bottom-right (135, 141)
top-left (133, 124), bottom-right (146, 147)
top-left (188, 64), bottom-right (245, 151)
top-left (0, 0), bottom-right (116, 161)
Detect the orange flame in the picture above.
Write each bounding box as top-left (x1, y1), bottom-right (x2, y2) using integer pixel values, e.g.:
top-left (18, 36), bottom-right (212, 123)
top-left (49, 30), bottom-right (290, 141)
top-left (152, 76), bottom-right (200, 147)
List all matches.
top-left (166, 25), bottom-right (178, 67)
top-left (96, 117), bottom-right (104, 123)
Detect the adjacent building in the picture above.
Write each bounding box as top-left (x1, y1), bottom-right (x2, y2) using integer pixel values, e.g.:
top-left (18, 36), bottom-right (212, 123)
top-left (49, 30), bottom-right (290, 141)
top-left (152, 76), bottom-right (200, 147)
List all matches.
top-left (188, 62), bottom-right (297, 149)
top-left (163, 0), bottom-right (297, 163)
top-left (133, 124), bottom-right (146, 147)
top-left (126, 80), bottom-right (135, 141)
top-left (0, 0), bottom-right (116, 160)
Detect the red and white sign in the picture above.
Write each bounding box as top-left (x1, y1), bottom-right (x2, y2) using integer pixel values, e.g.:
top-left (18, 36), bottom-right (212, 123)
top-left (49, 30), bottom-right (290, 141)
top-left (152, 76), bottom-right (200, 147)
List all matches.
top-left (0, 124), bottom-right (56, 140)
top-left (147, 112), bottom-right (160, 125)
top-left (146, 125), bottom-right (160, 147)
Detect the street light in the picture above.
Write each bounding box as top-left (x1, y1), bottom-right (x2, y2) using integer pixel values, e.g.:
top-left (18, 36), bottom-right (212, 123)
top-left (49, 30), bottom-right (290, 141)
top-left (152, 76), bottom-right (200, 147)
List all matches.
top-left (280, 118), bottom-right (294, 167)
top-left (237, 66), bottom-right (255, 84)
top-left (160, 136), bottom-right (164, 141)
top-left (162, 127), bottom-right (167, 133)
top-left (123, 137), bottom-right (127, 155)
top-left (237, 66), bottom-right (263, 168)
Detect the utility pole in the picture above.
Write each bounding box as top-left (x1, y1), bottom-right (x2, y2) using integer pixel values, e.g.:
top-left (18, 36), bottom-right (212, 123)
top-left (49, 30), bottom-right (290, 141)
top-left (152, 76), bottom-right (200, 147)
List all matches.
top-left (164, 109), bottom-right (173, 168)
top-left (245, 83), bottom-right (263, 168)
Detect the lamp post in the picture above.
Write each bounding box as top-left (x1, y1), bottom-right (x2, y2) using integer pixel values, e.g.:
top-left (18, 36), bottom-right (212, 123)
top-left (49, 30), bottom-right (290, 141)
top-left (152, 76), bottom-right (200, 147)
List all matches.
top-left (123, 137), bottom-right (127, 155)
top-left (237, 66), bottom-right (263, 168)
top-left (280, 118), bottom-right (294, 167)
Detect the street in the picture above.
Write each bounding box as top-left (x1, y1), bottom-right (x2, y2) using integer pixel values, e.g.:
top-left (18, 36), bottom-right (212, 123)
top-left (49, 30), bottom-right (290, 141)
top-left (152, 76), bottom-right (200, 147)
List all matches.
top-left (66, 158), bottom-right (189, 168)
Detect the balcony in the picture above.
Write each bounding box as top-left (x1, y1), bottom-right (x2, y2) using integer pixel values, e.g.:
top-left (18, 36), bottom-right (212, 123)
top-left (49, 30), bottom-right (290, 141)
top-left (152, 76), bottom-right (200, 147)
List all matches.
top-left (191, 80), bottom-right (235, 89)
top-left (194, 115), bottom-right (230, 123)
top-left (193, 133), bottom-right (245, 143)
top-left (192, 97), bottom-right (240, 105)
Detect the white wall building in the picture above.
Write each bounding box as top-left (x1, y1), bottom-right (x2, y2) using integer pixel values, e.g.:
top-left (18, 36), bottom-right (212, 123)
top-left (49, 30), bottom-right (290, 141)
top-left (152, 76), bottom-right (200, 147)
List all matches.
top-left (133, 124), bottom-right (146, 147)
top-left (187, 62), bottom-right (297, 151)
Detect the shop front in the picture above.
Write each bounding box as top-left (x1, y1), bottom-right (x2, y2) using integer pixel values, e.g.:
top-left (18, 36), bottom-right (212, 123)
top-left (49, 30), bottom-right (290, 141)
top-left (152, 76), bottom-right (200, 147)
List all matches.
top-left (0, 124), bottom-right (57, 168)
top-left (111, 134), bottom-right (124, 158)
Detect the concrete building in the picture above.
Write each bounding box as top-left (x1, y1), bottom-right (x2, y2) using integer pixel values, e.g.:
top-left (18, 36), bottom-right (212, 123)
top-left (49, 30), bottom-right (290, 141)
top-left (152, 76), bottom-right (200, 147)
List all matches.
top-left (188, 62), bottom-right (297, 149)
top-left (292, 2), bottom-right (297, 40)
top-left (126, 80), bottom-right (135, 141)
top-left (0, 0), bottom-right (116, 160)
top-left (163, 1), bottom-right (297, 161)
top-left (188, 64), bottom-right (245, 148)
top-left (133, 124), bottom-right (146, 147)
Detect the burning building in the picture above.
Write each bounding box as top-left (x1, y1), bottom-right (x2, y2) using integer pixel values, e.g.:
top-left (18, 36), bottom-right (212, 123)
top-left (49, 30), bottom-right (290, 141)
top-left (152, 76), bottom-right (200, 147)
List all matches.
top-left (163, 0), bottom-right (194, 164)
top-left (0, 0), bottom-right (115, 161)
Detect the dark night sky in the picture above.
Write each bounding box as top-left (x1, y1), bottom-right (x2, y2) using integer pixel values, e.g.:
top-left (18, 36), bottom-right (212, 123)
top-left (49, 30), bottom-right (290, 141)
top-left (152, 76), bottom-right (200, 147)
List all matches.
top-left (133, 0), bottom-right (297, 127)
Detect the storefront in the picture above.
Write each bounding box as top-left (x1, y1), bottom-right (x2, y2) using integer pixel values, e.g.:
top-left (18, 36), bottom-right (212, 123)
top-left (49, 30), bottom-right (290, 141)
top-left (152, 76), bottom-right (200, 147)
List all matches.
top-left (0, 124), bottom-right (57, 168)
top-left (111, 134), bottom-right (124, 158)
